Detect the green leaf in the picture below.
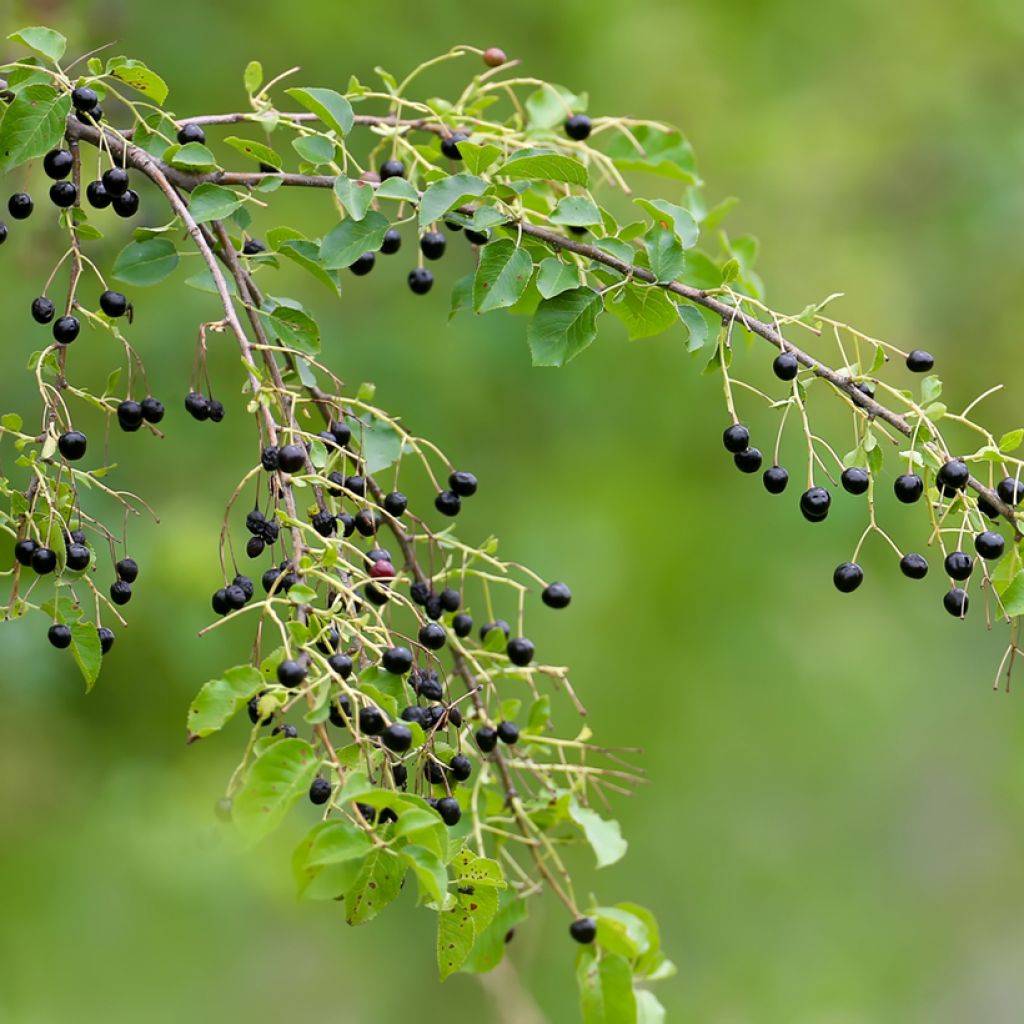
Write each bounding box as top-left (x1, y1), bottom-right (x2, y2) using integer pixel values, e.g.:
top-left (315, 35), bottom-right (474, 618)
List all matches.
top-left (271, 230), bottom-right (340, 294)
top-left (677, 303), bottom-right (710, 353)
top-left (419, 173), bottom-right (489, 227)
top-left (285, 87), bottom-right (354, 136)
top-left (333, 176), bottom-right (375, 221)
top-left (375, 176), bottom-right (420, 202)
top-left (1, 413), bottom-right (23, 432)
top-left (7, 27), bottom-right (66, 63)
top-left (106, 58), bottom-right (168, 105)
top-left (537, 257), bottom-right (579, 299)
top-left (498, 148), bottom-right (589, 186)
top-left (644, 227), bottom-right (685, 283)
top-left (167, 142), bottom-right (218, 171)
top-left (224, 136), bottom-right (281, 168)
top-left (606, 125), bottom-right (699, 183)
top-left (999, 429), bottom-right (1023, 453)
top-left (292, 134), bottom-right (334, 165)
top-left (1001, 571), bottom-right (1024, 618)
top-left (569, 795), bottom-right (628, 867)
top-left (550, 195), bottom-right (602, 226)
top-left (528, 288), bottom-right (603, 367)
top-left (635, 991), bottom-right (666, 1024)
top-left (634, 198), bottom-right (699, 249)
top-left (608, 283), bottom-right (678, 341)
top-left (456, 141), bottom-right (502, 175)
top-left (578, 948), bottom-right (638, 1024)
top-left (473, 239), bottom-right (533, 313)
top-left (69, 622), bottom-right (102, 691)
top-left (233, 738), bottom-right (319, 845)
top-left (110, 238), bottom-right (179, 286)
top-left (438, 901), bottom-right (477, 980)
top-left (320, 211), bottom-right (390, 269)
top-left (186, 665), bottom-right (263, 740)
top-left (595, 906), bottom-right (651, 959)
top-left (920, 374), bottom-right (943, 405)
top-left (0, 85), bottom-right (71, 173)
top-left (346, 847), bottom-right (405, 925)
top-left (348, 414), bottom-right (404, 473)
top-left (402, 845), bottom-right (450, 907)
top-left (244, 61), bottom-right (263, 94)
top-left (293, 820), bottom-right (371, 900)
top-left (188, 183), bottom-right (245, 224)
top-left (259, 305), bottom-right (320, 356)
top-left (525, 83), bottom-right (585, 130)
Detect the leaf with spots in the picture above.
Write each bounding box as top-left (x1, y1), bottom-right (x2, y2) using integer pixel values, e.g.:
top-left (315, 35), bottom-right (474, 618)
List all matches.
top-left (345, 846), bottom-right (405, 925)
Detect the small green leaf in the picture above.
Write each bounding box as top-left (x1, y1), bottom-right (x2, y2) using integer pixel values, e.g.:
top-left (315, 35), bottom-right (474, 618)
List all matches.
top-left (259, 305), bottom-right (320, 356)
top-left (569, 795), bottom-right (628, 867)
top-left (320, 211), bottom-right (390, 269)
top-left (285, 87), bottom-right (354, 136)
top-left (473, 239), bottom-right (533, 312)
top-left (606, 125), bottom-right (699, 183)
top-left (634, 198), bottom-right (699, 249)
top-left (537, 257), bottom-right (579, 299)
top-left (1001, 571), bottom-right (1024, 617)
top-left (186, 665), bottom-right (263, 740)
top-left (224, 136), bottom-right (281, 168)
top-left (419, 173), bottom-right (489, 228)
top-left (644, 226), bottom-right (685, 283)
top-left (550, 195), bottom-right (602, 226)
top-left (244, 61), bottom-right (263, 94)
top-left (456, 140), bottom-right (502, 175)
top-left (168, 142), bottom-right (218, 171)
top-left (69, 622), bottom-right (102, 691)
top-left (293, 820), bottom-right (370, 900)
top-left (233, 738), bottom-right (319, 845)
top-left (498, 148), bottom-right (589, 186)
top-left (920, 374), bottom-right (943, 405)
top-left (999, 429), bottom-right (1023, 453)
top-left (1, 413), bottom-right (24, 432)
top-left (608, 284), bottom-right (677, 341)
top-left (528, 287), bottom-right (603, 367)
top-left (348, 414), bottom-right (404, 473)
top-left (376, 177), bottom-right (420, 202)
top-left (111, 238), bottom-right (179, 286)
top-left (7, 27), bottom-right (66, 63)
top-left (402, 845), bottom-right (450, 907)
top-left (188, 183), bottom-right (245, 224)
top-left (292, 134), bottom-right (334, 165)
top-left (333, 176), bottom-right (375, 221)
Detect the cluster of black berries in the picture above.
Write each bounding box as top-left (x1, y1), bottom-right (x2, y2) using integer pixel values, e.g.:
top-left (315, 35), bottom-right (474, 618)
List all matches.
top-left (184, 391), bottom-right (224, 423)
top-left (14, 530), bottom-right (115, 654)
top-left (243, 507), bottom-right (281, 559)
top-left (109, 556), bottom-right (139, 607)
top-left (212, 573), bottom-right (255, 615)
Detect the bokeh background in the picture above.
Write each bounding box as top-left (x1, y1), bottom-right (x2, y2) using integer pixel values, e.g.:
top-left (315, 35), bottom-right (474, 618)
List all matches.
top-left (2, 1), bottom-right (1024, 1021)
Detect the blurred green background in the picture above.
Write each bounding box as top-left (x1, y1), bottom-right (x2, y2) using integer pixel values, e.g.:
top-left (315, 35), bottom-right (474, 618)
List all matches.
top-left (3, 1), bottom-right (1024, 1021)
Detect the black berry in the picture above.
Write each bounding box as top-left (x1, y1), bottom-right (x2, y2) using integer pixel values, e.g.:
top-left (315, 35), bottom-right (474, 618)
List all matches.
top-left (408, 267), bottom-right (434, 295)
top-left (31, 297), bottom-right (55, 324)
top-left (723, 424), bottom-right (750, 454)
top-left (893, 474), bottom-right (923, 504)
top-left (943, 588), bottom-right (969, 618)
top-left (379, 159), bottom-right (406, 180)
top-left (14, 539), bottom-right (37, 566)
top-left (975, 531), bottom-right (1005, 560)
top-left (86, 181), bottom-right (110, 208)
top-left (507, 637), bottom-right (534, 666)
top-left (277, 658), bottom-right (307, 688)
top-left (936, 459), bottom-right (969, 495)
top-left (436, 796), bottom-right (462, 826)
top-left (435, 490), bottom-right (461, 516)
top-left (53, 316), bottom-right (80, 344)
top-left (496, 720), bottom-right (520, 745)
top-left (102, 168), bottom-right (129, 197)
top-left (564, 114), bottom-right (592, 141)
top-left (383, 491), bottom-right (408, 517)
top-left (441, 132), bottom-right (469, 160)
top-left (997, 477), bottom-right (1024, 506)
top-left (452, 613), bottom-right (473, 638)
top-left (944, 551), bottom-right (973, 581)
top-left (833, 562), bottom-right (863, 593)
top-left (449, 755), bottom-right (472, 782)
top-left (43, 149), bottom-right (74, 180)
top-left (99, 290), bottom-right (129, 317)
top-left (66, 543), bottom-right (90, 571)
top-left (476, 726), bottom-right (498, 752)
top-left (8, 193), bottom-right (33, 219)
top-left (569, 917), bottom-right (597, 944)
top-left (117, 400), bottom-right (144, 432)
top-left (31, 547), bottom-right (56, 574)
top-left (350, 251), bottom-right (376, 276)
top-left (277, 443), bottom-right (306, 473)
top-left (899, 553), bottom-right (929, 579)
top-left (382, 722), bottom-right (413, 753)
top-left (49, 182), bottom-right (77, 208)
top-left (109, 580), bottom-right (132, 605)
top-left (906, 350), bottom-right (934, 373)
top-left (58, 430), bottom-right (87, 461)
top-left (840, 467), bottom-right (869, 496)
top-left (418, 622), bottom-right (447, 651)
top-left (176, 123), bottom-right (206, 145)
top-left (449, 471), bottom-right (478, 497)
top-left (48, 623), bottom-right (72, 649)
top-left (734, 448), bottom-right (763, 474)
top-left (382, 646), bottom-right (414, 674)
top-left (763, 466), bottom-right (789, 494)
top-left (309, 777), bottom-right (332, 805)
top-left (112, 190), bottom-right (140, 218)
top-left (71, 86), bottom-right (99, 112)
top-left (141, 397), bottom-right (164, 423)
top-left (772, 352), bottom-right (799, 381)
top-left (115, 557), bottom-right (138, 583)
top-left (799, 487), bottom-right (831, 522)
top-left (420, 231), bottom-right (446, 260)
top-left (97, 627), bottom-right (115, 654)
top-left (358, 705), bottom-right (386, 735)
top-left (381, 228), bottom-right (402, 254)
